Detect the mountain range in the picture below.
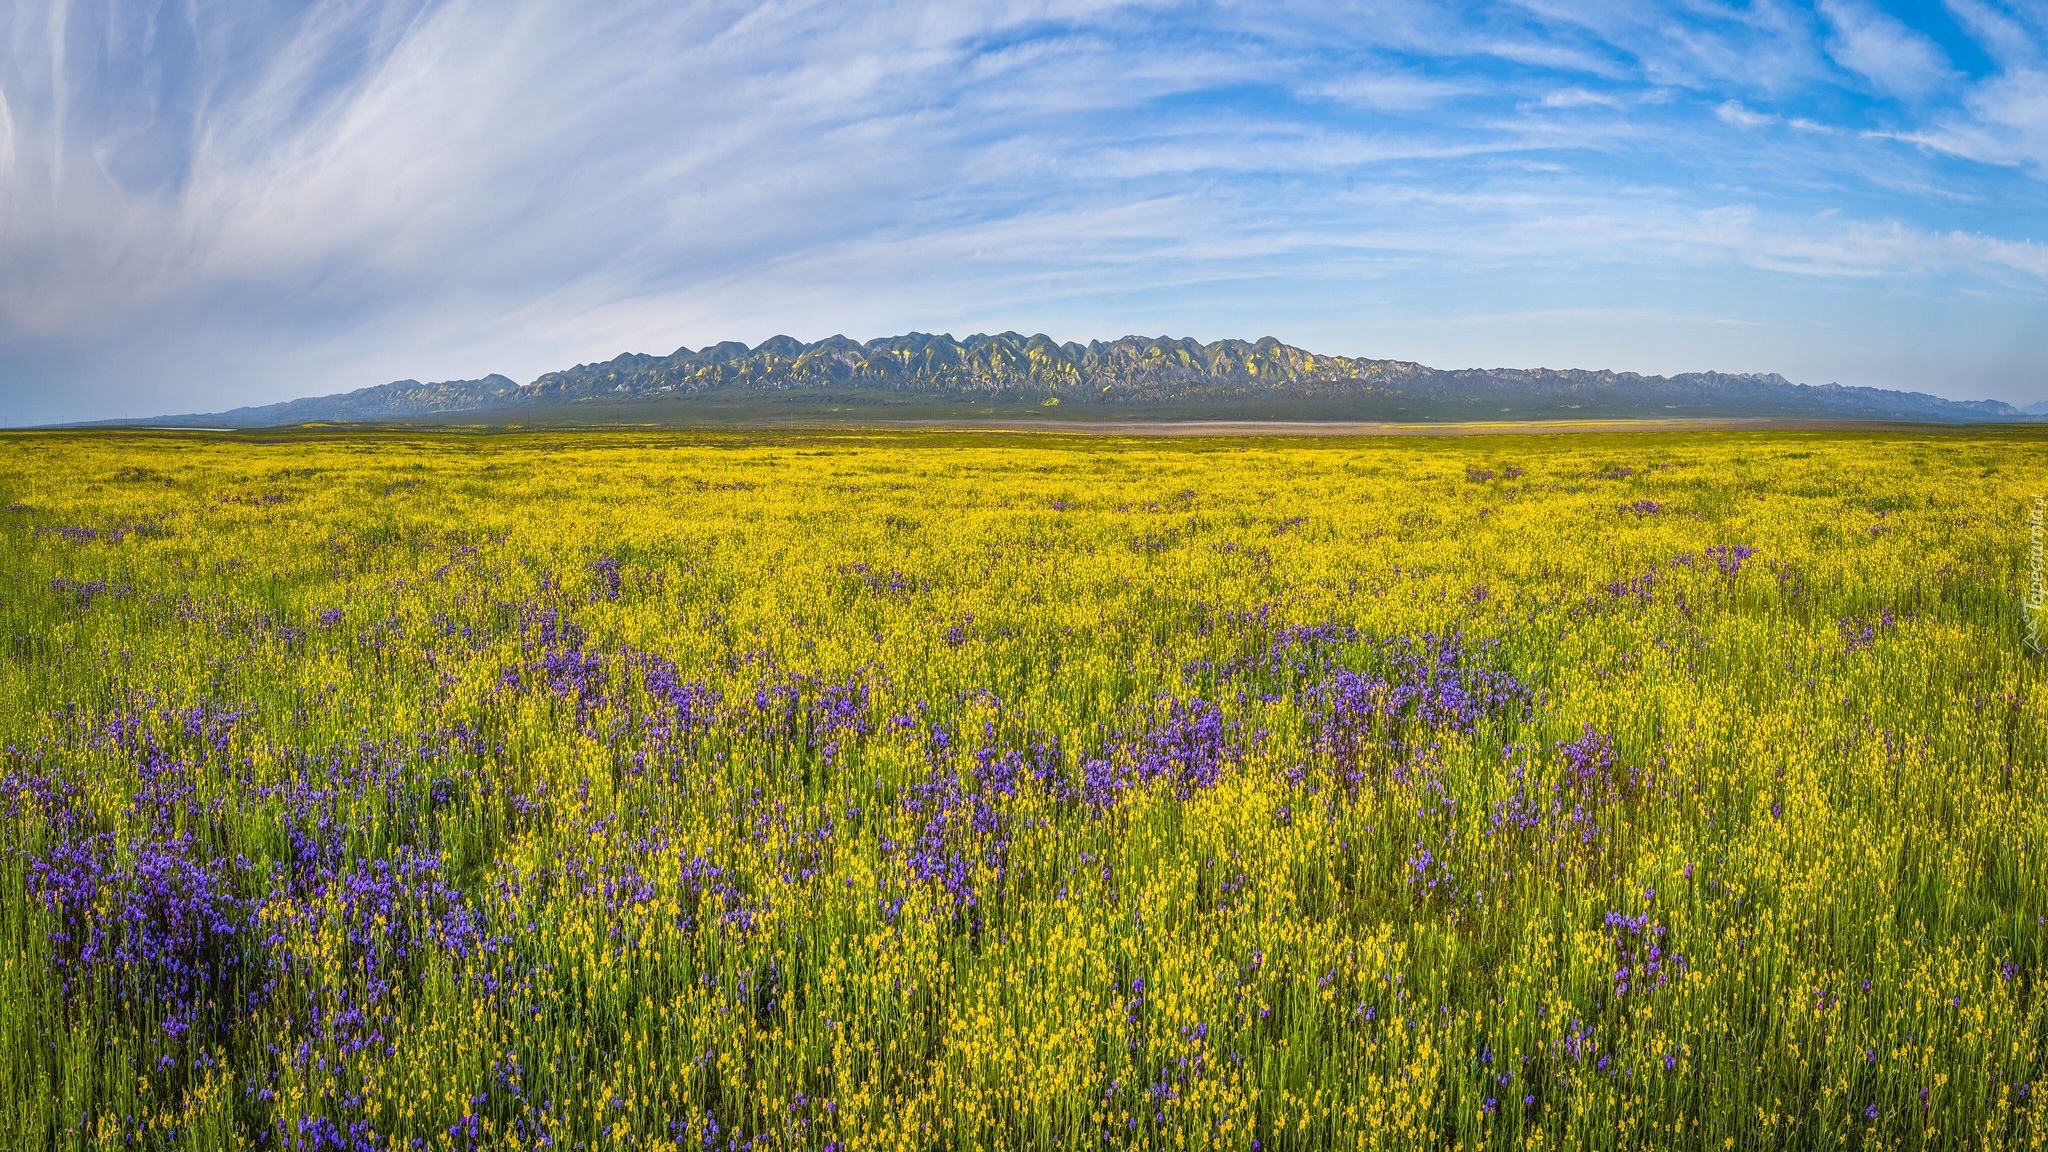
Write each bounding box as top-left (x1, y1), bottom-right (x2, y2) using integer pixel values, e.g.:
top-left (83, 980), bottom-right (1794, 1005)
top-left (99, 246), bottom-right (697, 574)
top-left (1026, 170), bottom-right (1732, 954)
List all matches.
top-left (108, 332), bottom-right (2038, 426)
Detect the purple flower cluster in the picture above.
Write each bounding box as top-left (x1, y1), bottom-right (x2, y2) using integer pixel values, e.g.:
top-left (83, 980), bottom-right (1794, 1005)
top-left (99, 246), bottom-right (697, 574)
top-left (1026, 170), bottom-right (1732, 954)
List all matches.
top-left (944, 615), bottom-right (975, 647)
top-left (896, 717), bottom-right (1058, 915)
top-left (1083, 698), bottom-right (1238, 810)
top-left (743, 661), bottom-right (869, 734)
top-left (540, 648), bottom-right (607, 725)
top-left (1839, 609), bottom-right (1897, 653)
top-left (1208, 621), bottom-right (1359, 688)
top-left (265, 844), bottom-right (482, 987)
top-left (27, 829), bottom-right (249, 1023)
top-left (1405, 838), bottom-right (1457, 900)
top-left (501, 604), bottom-right (611, 727)
top-left (14, 693), bottom-right (505, 1141)
top-left (742, 664), bottom-right (873, 766)
top-left (636, 654), bottom-right (721, 754)
top-left (1621, 500), bottom-right (1663, 516)
top-left (901, 767), bottom-right (1008, 913)
top-left (1700, 544), bottom-right (1758, 577)
top-left (1305, 632), bottom-right (1528, 766)
top-left (1484, 725), bottom-right (1653, 880)
top-left (1554, 724), bottom-right (1647, 808)
top-left (1605, 910), bottom-right (1684, 996)
top-left (587, 555), bottom-right (623, 601)
top-left (971, 724), bottom-right (1062, 800)
top-left (1602, 570), bottom-right (1658, 603)
top-left (1559, 1017), bottom-right (1603, 1064)
top-left (1142, 1022), bottom-right (1211, 1127)
top-left (837, 562), bottom-right (923, 600)
top-left (50, 574), bottom-right (130, 608)
top-left (1597, 545), bottom-right (1761, 609)
top-left (1130, 698), bottom-right (1236, 800)
top-left (42, 517), bottom-right (173, 544)
top-left (678, 855), bottom-right (763, 936)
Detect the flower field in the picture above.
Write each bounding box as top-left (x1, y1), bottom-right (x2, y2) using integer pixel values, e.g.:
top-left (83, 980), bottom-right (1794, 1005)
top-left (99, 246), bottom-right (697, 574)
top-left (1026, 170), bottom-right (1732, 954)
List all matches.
top-left (0, 427), bottom-right (2042, 1151)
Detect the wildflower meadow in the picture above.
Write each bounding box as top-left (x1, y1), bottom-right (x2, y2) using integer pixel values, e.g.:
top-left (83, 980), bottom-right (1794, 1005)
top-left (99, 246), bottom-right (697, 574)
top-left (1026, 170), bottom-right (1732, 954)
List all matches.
top-left (0, 427), bottom-right (2041, 1151)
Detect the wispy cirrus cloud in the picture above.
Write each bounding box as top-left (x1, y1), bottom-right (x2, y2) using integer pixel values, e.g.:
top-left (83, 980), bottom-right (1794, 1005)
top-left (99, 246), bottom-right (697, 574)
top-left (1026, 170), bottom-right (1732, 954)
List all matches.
top-left (1888, 66), bottom-right (2048, 168)
top-left (1716, 100), bottom-right (1831, 132)
top-left (1818, 0), bottom-right (1954, 97)
top-left (0, 0), bottom-right (2045, 423)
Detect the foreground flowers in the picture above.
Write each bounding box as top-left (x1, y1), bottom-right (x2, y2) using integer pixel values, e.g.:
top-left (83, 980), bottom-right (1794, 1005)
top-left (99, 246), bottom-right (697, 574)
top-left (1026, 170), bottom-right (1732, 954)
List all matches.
top-left (0, 428), bottom-right (2040, 1150)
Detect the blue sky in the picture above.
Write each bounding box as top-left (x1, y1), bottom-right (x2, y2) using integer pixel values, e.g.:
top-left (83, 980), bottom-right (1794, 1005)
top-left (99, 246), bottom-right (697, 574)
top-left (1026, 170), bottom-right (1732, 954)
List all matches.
top-left (2, 0), bottom-right (2045, 423)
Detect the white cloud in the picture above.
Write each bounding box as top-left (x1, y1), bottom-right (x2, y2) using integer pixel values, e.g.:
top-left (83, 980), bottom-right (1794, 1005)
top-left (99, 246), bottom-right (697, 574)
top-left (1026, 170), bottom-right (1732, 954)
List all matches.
top-left (1539, 86), bottom-right (1622, 108)
top-left (1819, 0), bottom-right (1952, 98)
top-left (1685, 204), bottom-right (2048, 279)
top-left (1881, 68), bottom-right (2048, 167)
top-left (0, 86), bottom-right (14, 183)
top-left (1943, 0), bottom-right (2041, 69)
top-left (1313, 72), bottom-right (1473, 111)
top-left (1954, 66), bottom-right (2048, 164)
top-left (1715, 101), bottom-right (1828, 134)
top-left (1716, 100), bottom-right (1779, 128)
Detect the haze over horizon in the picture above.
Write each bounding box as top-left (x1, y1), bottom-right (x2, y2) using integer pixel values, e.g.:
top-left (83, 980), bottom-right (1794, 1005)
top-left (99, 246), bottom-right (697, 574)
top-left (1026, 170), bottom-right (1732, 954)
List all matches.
top-left (3, 0), bottom-right (2046, 426)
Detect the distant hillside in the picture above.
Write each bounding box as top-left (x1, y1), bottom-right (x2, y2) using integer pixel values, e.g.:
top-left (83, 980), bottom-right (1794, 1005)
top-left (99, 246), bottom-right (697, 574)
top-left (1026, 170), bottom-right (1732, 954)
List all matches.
top-left (105, 334), bottom-right (2034, 426)
top-left (134, 374), bottom-right (522, 427)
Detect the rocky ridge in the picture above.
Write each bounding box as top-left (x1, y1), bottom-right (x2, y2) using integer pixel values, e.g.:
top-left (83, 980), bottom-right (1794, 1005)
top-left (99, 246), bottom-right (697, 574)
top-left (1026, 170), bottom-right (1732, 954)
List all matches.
top-left (116, 333), bottom-right (2030, 425)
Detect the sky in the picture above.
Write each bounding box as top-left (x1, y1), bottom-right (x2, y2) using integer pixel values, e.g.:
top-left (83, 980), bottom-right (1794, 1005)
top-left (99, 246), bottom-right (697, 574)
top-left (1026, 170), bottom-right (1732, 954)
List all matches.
top-left (2, 0), bottom-right (2046, 424)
